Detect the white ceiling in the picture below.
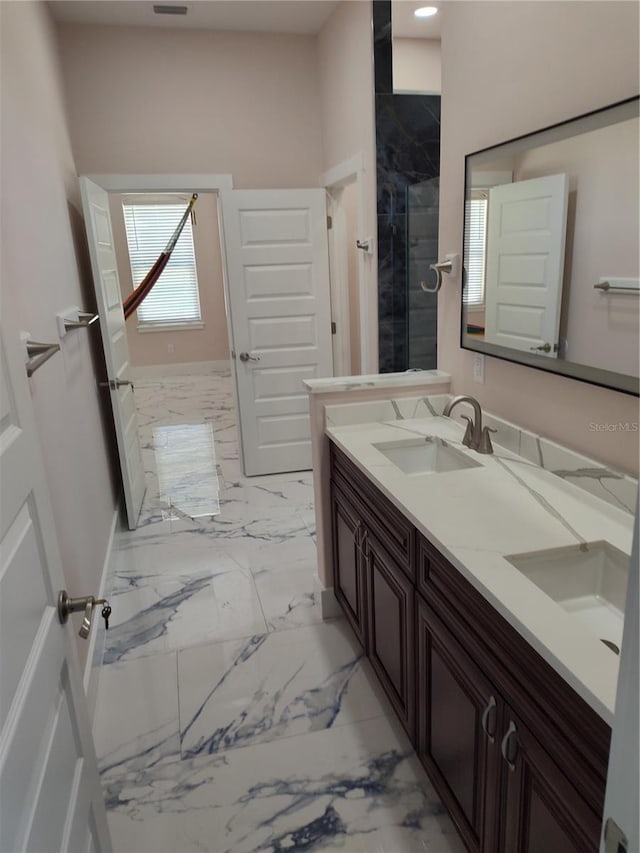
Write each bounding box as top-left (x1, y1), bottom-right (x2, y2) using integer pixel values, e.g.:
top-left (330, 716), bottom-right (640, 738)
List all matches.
top-left (392, 1), bottom-right (441, 40)
top-left (50, 0), bottom-right (440, 39)
top-left (49, 1), bottom-right (340, 34)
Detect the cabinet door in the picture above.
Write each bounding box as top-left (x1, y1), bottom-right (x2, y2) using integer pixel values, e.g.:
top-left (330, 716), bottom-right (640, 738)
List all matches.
top-left (366, 534), bottom-right (415, 739)
top-left (417, 598), bottom-right (502, 853)
top-left (331, 484), bottom-right (367, 647)
top-left (499, 706), bottom-right (602, 853)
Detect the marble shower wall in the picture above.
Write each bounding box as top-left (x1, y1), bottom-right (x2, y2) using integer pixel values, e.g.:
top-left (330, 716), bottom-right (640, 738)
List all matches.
top-left (374, 1), bottom-right (441, 373)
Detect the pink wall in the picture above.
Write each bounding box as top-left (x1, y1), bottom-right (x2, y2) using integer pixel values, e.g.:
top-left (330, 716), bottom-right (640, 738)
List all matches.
top-left (392, 38), bottom-right (441, 94)
top-left (317, 1), bottom-right (378, 371)
top-left (56, 23), bottom-right (324, 188)
top-left (109, 192), bottom-right (229, 367)
top-left (439, 1), bottom-right (639, 476)
top-left (1, 3), bottom-right (118, 667)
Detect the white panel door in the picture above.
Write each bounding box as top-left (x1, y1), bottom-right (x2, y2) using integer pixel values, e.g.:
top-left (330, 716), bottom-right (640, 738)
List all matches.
top-left (0, 323), bottom-right (111, 853)
top-left (484, 174), bottom-right (569, 357)
top-left (80, 177), bottom-right (145, 528)
top-left (221, 189), bottom-right (333, 475)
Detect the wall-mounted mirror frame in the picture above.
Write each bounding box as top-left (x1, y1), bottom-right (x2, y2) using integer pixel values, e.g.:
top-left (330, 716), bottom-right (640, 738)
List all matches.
top-left (461, 96), bottom-right (639, 397)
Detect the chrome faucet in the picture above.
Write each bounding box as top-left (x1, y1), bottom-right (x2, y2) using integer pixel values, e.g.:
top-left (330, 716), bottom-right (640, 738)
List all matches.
top-left (443, 395), bottom-right (496, 454)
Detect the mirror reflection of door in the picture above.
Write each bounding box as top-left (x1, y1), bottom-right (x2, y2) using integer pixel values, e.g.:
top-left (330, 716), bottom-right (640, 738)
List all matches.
top-left (484, 173), bottom-right (569, 358)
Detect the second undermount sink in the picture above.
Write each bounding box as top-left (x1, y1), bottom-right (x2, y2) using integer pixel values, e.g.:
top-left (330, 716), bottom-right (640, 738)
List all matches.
top-left (506, 541), bottom-right (629, 652)
top-left (373, 436), bottom-right (482, 475)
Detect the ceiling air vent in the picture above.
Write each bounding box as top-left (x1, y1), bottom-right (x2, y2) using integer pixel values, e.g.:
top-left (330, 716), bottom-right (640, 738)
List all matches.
top-left (153, 5), bottom-right (188, 14)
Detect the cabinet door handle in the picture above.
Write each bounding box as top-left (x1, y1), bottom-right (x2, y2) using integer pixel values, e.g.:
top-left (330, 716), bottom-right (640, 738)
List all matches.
top-left (500, 720), bottom-right (519, 770)
top-left (481, 695), bottom-right (497, 742)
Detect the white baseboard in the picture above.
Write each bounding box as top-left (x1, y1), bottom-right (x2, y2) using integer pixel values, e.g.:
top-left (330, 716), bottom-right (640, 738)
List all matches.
top-left (130, 360), bottom-right (230, 379)
top-left (314, 576), bottom-right (342, 620)
top-left (83, 508), bottom-right (119, 724)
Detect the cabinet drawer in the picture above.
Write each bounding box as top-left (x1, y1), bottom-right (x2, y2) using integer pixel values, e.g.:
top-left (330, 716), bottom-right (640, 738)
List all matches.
top-left (331, 444), bottom-right (415, 580)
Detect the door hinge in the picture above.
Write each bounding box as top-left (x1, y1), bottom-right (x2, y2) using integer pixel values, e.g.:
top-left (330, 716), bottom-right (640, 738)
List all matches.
top-left (327, 215), bottom-right (332, 230)
top-left (331, 321), bottom-right (337, 335)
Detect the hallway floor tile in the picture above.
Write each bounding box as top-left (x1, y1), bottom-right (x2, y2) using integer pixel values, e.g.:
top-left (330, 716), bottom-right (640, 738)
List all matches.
top-left (93, 372), bottom-right (464, 853)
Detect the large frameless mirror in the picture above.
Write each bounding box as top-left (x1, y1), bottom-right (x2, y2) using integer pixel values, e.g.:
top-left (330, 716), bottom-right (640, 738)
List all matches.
top-left (461, 96), bottom-right (639, 396)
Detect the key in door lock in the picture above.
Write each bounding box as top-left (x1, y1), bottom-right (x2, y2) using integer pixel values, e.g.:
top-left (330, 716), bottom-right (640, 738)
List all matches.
top-left (57, 591), bottom-right (112, 639)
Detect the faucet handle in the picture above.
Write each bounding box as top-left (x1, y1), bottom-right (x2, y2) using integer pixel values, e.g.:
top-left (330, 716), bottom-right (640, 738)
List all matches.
top-left (460, 415), bottom-right (475, 448)
top-left (478, 426), bottom-right (497, 455)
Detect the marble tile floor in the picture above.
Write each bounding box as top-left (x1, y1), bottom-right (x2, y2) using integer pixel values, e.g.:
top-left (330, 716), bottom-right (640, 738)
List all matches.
top-left (93, 371), bottom-right (465, 853)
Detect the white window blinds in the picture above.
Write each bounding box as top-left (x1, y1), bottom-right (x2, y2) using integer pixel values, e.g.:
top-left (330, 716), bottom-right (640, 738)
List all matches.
top-left (463, 194), bottom-right (488, 306)
top-left (122, 201), bottom-right (201, 325)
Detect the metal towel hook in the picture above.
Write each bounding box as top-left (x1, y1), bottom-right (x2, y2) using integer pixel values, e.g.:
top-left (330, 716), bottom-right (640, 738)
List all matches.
top-left (420, 258), bottom-right (454, 294)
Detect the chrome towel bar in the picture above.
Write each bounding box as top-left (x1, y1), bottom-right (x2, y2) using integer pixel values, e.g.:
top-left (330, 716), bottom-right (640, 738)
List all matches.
top-left (63, 311), bottom-right (99, 330)
top-left (25, 340), bottom-right (61, 377)
top-left (594, 279), bottom-right (639, 294)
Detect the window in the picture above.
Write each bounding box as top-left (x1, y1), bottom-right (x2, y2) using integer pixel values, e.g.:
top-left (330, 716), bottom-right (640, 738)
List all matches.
top-left (463, 191), bottom-right (488, 306)
top-left (122, 199), bottom-right (201, 327)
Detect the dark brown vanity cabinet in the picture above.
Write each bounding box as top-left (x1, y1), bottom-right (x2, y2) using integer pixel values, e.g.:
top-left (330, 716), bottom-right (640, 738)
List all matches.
top-left (329, 442), bottom-right (610, 853)
top-left (416, 598), bottom-right (603, 853)
top-left (330, 483), bottom-right (367, 647)
top-left (330, 445), bottom-right (416, 737)
top-left (499, 705), bottom-right (603, 853)
top-left (366, 533), bottom-right (415, 738)
top-left (416, 598), bottom-right (501, 853)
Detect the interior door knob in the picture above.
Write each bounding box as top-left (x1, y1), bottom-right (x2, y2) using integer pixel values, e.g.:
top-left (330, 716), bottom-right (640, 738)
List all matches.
top-left (57, 590), bottom-right (110, 639)
top-left (239, 352), bottom-right (260, 362)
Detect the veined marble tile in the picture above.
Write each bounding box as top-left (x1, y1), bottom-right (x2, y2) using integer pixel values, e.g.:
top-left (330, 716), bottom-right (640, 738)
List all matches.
top-left (325, 399), bottom-right (399, 427)
top-left (248, 538), bottom-right (322, 631)
top-left (219, 475), bottom-right (315, 511)
top-left (298, 508), bottom-right (317, 538)
top-left (482, 413), bottom-right (522, 457)
top-left (538, 437), bottom-right (637, 515)
top-left (209, 533), bottom-right (317, 585)
top-left (93, 652), bottom-right (180, 781)
top-left (204, 506), bottom-right (314, 543)
top-left (392, 394), bottom-right (450, 420)
top-left (105, 715), bottom-right (465, 853)
top-left (244, 533), bottom-right (318, 574)
top-left (103, 564), bottom-right (267, 664)
top-left (177, 622), bottom-right (389, 759)
top-left (253, 563), bottom-right (324, 631)
top-left (110, 529), bottom-right (251, 593)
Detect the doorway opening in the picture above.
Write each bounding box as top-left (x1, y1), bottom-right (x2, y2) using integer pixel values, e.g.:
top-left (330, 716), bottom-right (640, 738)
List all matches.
top-left (82, 175), bottom-right (337, 528)
top-left (323, 155), bottom-right (369, 378)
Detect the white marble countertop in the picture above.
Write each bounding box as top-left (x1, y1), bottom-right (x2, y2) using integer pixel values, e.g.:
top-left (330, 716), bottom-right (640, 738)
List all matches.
top-left (327, 413), bottom-right (635, 725)
top-left (304, 370), bottom-right (451, 394)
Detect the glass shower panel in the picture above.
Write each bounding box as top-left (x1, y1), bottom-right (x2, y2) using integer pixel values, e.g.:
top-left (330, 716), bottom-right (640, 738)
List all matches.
top-left (407, 177), bottom-right (439, 369)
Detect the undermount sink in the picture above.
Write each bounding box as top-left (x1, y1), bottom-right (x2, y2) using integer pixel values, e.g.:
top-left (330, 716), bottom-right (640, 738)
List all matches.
top-left (373, 436), bottom-right (482, 475)
top-left (506, 541), bottom-right (629, 652)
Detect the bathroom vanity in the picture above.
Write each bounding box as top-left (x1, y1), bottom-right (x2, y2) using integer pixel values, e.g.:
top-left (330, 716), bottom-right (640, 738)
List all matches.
top-left (324, 397), bottom-right (635, 853)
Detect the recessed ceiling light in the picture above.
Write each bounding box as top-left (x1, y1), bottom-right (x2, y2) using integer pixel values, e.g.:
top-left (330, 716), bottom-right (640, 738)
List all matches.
top-left (414, 6), bottom-right (438, 18)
